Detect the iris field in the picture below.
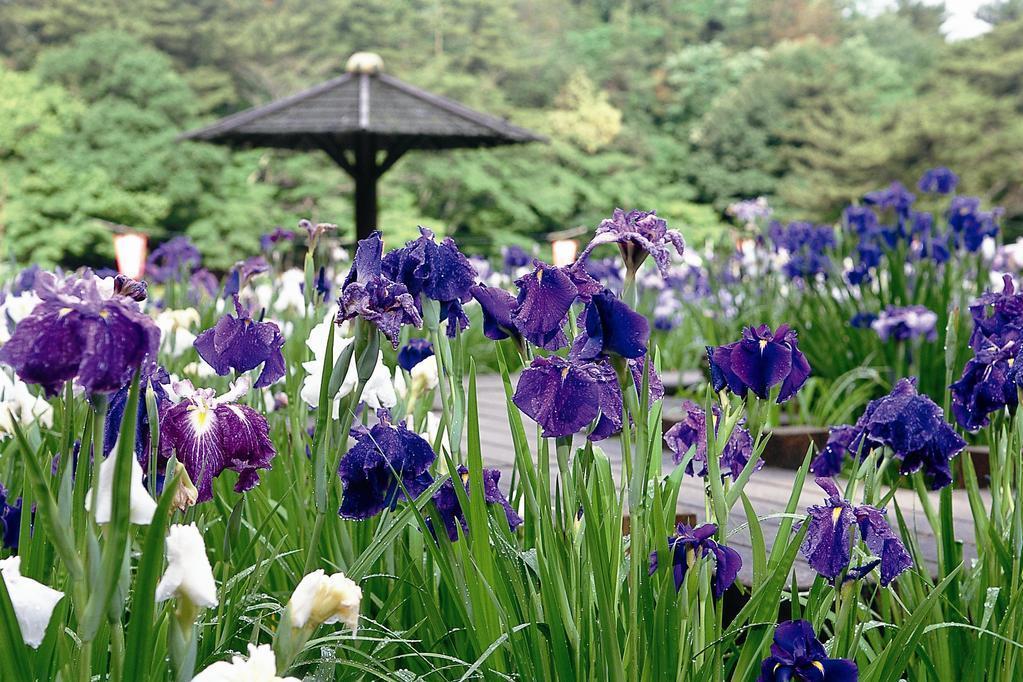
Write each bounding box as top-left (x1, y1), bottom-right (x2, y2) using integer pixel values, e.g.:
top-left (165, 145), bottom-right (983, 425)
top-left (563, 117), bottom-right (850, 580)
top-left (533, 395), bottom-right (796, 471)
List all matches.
top-left (1, 169), bottom-right (1023, 680)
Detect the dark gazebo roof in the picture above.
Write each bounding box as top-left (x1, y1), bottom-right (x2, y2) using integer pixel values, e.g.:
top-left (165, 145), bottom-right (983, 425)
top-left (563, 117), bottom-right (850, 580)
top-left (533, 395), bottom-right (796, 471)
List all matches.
top-left (180, 52), bottom-right (545, 240)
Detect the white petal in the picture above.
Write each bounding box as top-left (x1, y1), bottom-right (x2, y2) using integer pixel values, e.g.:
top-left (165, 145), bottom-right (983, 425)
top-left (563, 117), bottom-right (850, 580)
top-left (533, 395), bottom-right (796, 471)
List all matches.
top-left (361, 356), bottom-right (396, 410)
top-left (191, 644), bottom-right (300, 682)
top-left (84, 445), bottom-right (157, 525)
top-left (155, 523), bottom-right (218, 609)
top-left (0, 557), bottom-right (64, 648)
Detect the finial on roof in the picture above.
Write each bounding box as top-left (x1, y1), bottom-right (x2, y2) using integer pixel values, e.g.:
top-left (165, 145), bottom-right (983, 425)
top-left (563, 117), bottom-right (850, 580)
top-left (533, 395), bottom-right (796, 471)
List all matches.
top-left (346, 52), bottom-right (384, 74)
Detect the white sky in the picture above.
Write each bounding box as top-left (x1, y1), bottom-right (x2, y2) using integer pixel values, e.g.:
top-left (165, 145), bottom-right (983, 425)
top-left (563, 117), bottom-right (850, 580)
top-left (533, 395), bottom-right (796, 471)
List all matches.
top-left (939, 0), bottom-right (992, 40)
top-left (862, 1), bottom-right (992, 40)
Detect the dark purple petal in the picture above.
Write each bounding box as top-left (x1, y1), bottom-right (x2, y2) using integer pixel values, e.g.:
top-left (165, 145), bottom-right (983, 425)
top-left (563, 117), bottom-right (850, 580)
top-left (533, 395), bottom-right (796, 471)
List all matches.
top-left (381, 227), bottom-right (477, 336)
top-left (512, 262), bottom-right (577, 350)
top-left (579, 209), bottom-right (685, 276)
top-left (0, 275), bottom-right (160, 396)
top-left (512, 356), bottom-right (600, 438)
top-left (471, 283), bottom-right (520, 343)
top-left (430, 466), bottom-right (522, 542)
top-left (338, 275), bottom-right (423, 348)
top-left (337, 418), bottom-right (436, 520)
top-left (918, 167), bottom-right (958, 194)
top-left (104, 366), bottom-right (170, 464)
top-left (853, 505), bottom-right (913, 586)
top-left (588, 361), bottom-right (623, 442)
top-left (810, 425), bottom-right (865, 477)
top-left (397, 338), bottom-right (434, 372)
top-left (629, 358), bottom-right (664, 404)
top-left (649, 523), bottom-right (740, 597)
top-left (800, 479), bottom-right (855, 580)
top-left (158, 394), bottom-right (277, 502)
top-left (193, 297), bottom-right (286, 388)
top-left (859, 378), bottom-right (964, 489)
top-left (216, 403), bottom-right (277, 493)
top-left (571, 289), bottom-right (649, 361)
top-left (758, 620), bottom-right (856, 682)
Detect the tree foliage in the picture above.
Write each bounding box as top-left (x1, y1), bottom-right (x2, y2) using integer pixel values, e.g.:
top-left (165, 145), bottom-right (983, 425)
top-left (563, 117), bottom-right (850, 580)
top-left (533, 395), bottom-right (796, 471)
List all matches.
top-left (0, 0), bottom-right (1021, 267)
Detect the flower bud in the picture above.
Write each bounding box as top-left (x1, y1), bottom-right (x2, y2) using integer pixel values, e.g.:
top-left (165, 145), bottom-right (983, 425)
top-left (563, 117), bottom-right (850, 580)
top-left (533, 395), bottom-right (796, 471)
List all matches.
top-left (287, 570), bottom-right (361, 631)
top-left (169, 462), bottom-right (198, 512)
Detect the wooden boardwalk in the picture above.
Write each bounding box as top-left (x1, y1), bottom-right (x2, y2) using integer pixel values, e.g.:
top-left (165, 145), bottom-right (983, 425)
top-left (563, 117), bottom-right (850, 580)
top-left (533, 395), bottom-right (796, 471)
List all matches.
top-left (467, 373), bottom-right (988, 586)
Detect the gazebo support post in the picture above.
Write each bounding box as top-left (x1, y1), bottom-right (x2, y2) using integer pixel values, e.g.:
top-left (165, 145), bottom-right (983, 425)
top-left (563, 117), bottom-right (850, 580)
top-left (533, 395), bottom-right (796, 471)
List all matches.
top-left (354, 135), bottom-right (378, 242)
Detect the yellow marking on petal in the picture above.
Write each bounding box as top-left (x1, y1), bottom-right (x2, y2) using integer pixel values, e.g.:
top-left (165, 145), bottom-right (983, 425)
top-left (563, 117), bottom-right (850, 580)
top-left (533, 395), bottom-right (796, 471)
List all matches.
top-left (813, 661), bottom-right (825, 673)
top-left (536, 268), bottom-right (544, 283)
top-left (759, 339), bottom-right (768, 352)
top-left (99, 310), bottom-right (109, 319)
top-left (774, 663), bottom-right (781, 673)
top-left (561, 366), bottom-right (570, 379)
top-left (460, 472), bottom-right (470, 485)
top-left (1010, 357), bottom-right (1015, 368)
top-left (58, 307), bottom-right (72, 318)
top-left (833, 507), bottom-right (843, 524)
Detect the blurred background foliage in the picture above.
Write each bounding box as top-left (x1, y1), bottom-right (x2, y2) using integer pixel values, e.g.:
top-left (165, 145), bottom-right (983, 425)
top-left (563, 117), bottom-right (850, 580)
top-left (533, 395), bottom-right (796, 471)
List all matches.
top-left (1, 0), bottom-right (1022, 270)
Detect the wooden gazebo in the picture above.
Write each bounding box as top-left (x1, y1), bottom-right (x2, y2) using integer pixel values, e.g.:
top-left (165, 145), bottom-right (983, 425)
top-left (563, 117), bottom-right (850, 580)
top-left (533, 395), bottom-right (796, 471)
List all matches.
top-left (180, 52), bottom-right (545, 241)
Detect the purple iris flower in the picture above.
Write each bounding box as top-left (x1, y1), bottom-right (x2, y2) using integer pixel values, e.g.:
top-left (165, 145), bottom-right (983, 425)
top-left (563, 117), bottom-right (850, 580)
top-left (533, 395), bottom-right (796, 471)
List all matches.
top-left (470, 283), bottom-right (521, 344)
top-left (397, 338), bottom-right (434, 372)
top-left (298, 219), bottom-right (336, 248)
top-left (664, 401), bottom-right (761, 480)
top-left (103, 366), bottom-right (170, 461)
top-left (570, 289), bottom-right (649, 361)
top-left (629, 357), bottom-right (664, 404)
top-left (918, 167), bottom-right (959, 194)
top-left (968, 274), bottom-right (1023, 350)
top-left (260, 226), bottom-right (296, 251)
top-left (648, 523), bottom-right (741, 598)
top-left (578, 208), bottom-right (686, 276)
top-left (728, 197), bottom-right (772, 224)
top-left (223, 256), bottom-right (270, 297)
top-left (146, 236), bottom-right (201, 284)
top-left (315, 266), bottom-right (332, 302)
top-left (337, 411), bottom-right (436, 520)
top-left (11, 265), bottom-right (41, 296)
top-left (512, 261), bottom-right (600, 350)
top-left (864, 181), bottom-right (915, 218)
top-left (758, 620), bottom-right (858, 682)
top-left (801, 478), bottom-right (912, 586)
top-left (0, 484), bottom-right (23, 550)
top-left (194, 295), bottom-right (286, 389)
top-left (382, 227), bottom-right (478, 337)
top-left (870, 305), bottom-right (938, 342)
top-left (844, 206), bottom-right (879, 236)
top-left (0, 271), bottom-right (160, 396)
top-left (768, 221), bottom-right (836, 280)
top-left (512, 355), bottom-right (622, 440)
top-left (849, 312), bottom-right (878, 329)
top-left (157, 379), bottom-right (277, 502)
top-left (951, 333), bottom-right (1020, 431)
top-left (502, 245), bottom-right (532, 272)
top-left (812, 378), bottom-right (965, 490)
top-left (189, 269), bottom-right (220, 302)
top-left (431, 466), bottom-right (523, 541)
top-left (338, 232), bottom-right (423, 348)
top-left (948, 196), bottom-right (1001, 252)
top-left (708, 324), bottom-right (811, 403)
